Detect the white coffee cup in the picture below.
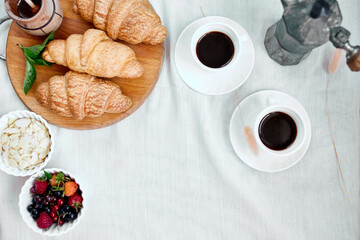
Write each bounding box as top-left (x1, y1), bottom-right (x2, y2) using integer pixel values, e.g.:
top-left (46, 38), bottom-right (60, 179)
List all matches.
top-left (254, 101), bottom-right (307, 156)
top-left (190, 22), bottom-right (240, 72)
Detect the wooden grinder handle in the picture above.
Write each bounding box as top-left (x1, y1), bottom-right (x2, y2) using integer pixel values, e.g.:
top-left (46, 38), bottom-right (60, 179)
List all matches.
top-left (347, 51), bottom-right (360, 72)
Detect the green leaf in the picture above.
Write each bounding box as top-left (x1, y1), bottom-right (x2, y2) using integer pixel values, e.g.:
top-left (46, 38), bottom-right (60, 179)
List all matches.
top-left (55, 172), bottom-right (65, 186)
top-left (19, 44), bottom-right (38, 59)
top-left (52, 187), bottom-right (64, 191)
top-left (19, 32), bottom-right (55, 95)
top-left (56, 172), bottom-right (64, 180)
top-left (44, 171), bottom-right (52, 180)
top-left (41, 31), bottom-right (55, 47)
top-left (19, 45), bottom-right (53, 66)
top-left (27, 57), bottom-right (53, 67)
top-left (19, 32), bottom-right (55, 58)
top-left (23, 60), bottom-right (36, 95)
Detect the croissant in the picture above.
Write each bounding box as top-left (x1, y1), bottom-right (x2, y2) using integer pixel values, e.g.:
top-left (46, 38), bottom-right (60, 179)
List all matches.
top-left (36, 71), bottom-right (132, 119)
top-left (42, 29), bottom-right (144, 78)
top-left (73, 0), bottom-right (167, 45)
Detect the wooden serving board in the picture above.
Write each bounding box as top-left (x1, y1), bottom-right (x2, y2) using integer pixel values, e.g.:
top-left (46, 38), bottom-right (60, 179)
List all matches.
top-left (6, 0), bottom-right (164, 130)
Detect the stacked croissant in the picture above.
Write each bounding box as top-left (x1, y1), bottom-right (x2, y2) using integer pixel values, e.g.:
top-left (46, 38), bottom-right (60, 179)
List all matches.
top-left (36, 0), bottom-right (167, 119)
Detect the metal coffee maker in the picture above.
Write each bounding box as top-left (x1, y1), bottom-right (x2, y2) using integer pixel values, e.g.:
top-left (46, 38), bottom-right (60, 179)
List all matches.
top-left (265, 0), bottom-right (360, 72)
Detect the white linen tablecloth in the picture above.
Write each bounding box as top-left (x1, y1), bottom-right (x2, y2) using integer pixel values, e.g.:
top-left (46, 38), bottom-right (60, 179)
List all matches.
top-left (0, 1), bottom-right (359, 239)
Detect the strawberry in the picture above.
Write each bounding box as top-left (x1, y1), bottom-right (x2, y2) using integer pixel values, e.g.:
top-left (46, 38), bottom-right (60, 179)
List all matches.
top-left (36, 212), bottom-right (53, 229)
top-left (34, 178), bottom-right (48, 195)
top-left (50, 172), bottom-right (65, 187)
top-left (64, 181), bottom-right (78, 197)
top-left (49, 173), bottom-right (58, 187)
top-left (68, 193), bottom-right (83, 212)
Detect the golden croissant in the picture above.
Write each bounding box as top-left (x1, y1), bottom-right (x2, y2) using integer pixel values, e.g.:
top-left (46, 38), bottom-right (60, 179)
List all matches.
top-left (36, 71), bottom-right (132, 119)
top-left (42, 29), bottom-right (144, 78)
top-left (73, 0), bottom-right (167, 45)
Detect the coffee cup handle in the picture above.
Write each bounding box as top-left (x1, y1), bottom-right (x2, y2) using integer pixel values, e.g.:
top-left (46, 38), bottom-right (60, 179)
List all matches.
top-left (0, 16), bottom-right (11, 61)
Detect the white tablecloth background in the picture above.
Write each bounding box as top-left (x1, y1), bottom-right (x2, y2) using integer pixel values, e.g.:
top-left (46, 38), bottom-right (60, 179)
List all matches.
top-left (0, 1), bottom-right (359, 239)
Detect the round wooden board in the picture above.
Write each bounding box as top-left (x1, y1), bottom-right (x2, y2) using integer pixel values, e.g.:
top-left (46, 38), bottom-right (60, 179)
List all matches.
top-left (6, 0), bottom-right (164, 130)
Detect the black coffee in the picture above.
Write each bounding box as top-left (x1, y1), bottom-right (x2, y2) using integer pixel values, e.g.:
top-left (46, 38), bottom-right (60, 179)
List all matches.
top-left (258, 112), bottom-right (297, 151)
top-left (196, 31), bottom-right (234, 68)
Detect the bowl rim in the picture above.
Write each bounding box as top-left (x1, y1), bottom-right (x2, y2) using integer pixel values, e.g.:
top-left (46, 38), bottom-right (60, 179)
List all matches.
top-left (0, 110), bottom-right (55, 176)
top-left (18, 168), bottom-right (86, 236)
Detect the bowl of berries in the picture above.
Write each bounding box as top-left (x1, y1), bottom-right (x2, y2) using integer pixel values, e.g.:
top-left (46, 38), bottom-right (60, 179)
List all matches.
top-left (19, 168), bottom-right (85, 236)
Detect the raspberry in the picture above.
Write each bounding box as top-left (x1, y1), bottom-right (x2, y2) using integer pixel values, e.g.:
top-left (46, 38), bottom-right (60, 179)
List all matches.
top-left (36, 212), bottom-right (53, 229)
top-left (34, 179), bottom-right (48, 195)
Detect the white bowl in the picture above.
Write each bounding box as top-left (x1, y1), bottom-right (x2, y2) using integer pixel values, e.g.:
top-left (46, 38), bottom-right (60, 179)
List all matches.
top-left (19, 168), bottom-right (86, 236)
top-left (0, 110), bottom-right (55, 176)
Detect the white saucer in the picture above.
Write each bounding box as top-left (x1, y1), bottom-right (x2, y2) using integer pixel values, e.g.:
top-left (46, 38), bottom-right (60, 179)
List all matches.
top-left (229, 90), bottom-right (312, 172)
top-left (174, 16), bottom-right (255, 95)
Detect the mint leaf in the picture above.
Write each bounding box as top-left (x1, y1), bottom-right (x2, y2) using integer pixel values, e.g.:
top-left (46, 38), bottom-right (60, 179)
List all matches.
top-left (19, 32), bottom-right (55, 94)
top-left (19, 32), bottom-right (55, 58)
top-left (44, 171), bottom-right (52, 180)
top-left (19, 44), bottom-right (38, 59)
top-left (23, 60), bottom-right (36, 95)
top-left (27, 57), bottom-right (53, 67)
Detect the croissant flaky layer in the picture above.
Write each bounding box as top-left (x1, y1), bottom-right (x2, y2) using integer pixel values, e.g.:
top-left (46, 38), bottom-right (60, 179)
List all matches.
top-left (42, 29), bottom-right (144, 79)
top-left (73, 0), bottom-right (167, 45)
top-left (36, 71), bottom-right (132, 119)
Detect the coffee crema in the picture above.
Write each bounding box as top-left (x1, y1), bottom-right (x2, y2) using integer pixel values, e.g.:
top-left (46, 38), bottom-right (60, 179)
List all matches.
top-left (196, 31), bottom-right (234, 69)
top-left (258, 112), bottom-right (297, 151)
top-left (17, 0), bottom-right (41, 19)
